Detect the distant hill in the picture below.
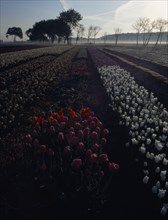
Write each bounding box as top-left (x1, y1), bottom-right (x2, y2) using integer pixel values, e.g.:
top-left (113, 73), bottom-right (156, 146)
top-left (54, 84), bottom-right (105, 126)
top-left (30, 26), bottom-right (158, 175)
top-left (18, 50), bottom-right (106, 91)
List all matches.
top-left (99, 32), bottom-right (168, 43)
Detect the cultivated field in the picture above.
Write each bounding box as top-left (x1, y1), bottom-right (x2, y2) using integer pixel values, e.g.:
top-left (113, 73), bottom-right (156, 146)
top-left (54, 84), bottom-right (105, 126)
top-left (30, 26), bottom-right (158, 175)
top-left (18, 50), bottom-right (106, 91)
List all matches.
top-left (0, 44), bottom-right (168, 220)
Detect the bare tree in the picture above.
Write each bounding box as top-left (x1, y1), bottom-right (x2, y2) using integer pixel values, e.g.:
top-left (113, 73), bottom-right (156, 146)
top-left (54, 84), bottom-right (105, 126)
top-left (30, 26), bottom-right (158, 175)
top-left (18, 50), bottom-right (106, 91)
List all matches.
top-left (155, 18), bottom-right (168, 46)
top-left (87, 25), bottom-right (94, 43)
top-left (80, 25), bottom-right (85, 44)
top-left (145, 20), bottom-right (156, 45)
top-left (132, 18), bottom-right (143, 45)
top-left (114, 28), bottom-right (122, 45)
top-left (76, 24), bottom-right (85, 44)
top-left (103, 32), bottom-right (108, 44)
top-left (93, 26), bottom-right (101, 44)
top-left (139, 17), bottom-right (150, 45)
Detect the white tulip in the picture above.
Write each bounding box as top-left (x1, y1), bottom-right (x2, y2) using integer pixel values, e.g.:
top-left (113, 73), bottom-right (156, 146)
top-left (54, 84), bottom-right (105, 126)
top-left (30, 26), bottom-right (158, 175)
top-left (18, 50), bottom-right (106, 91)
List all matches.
top-left (152, 186), bottom-right (158, 194)
top-left (146, 138), bottom-right (151, 145)
top-left (144, 161), bottom-right (148, 167)
top-left (165, 182), bottom-right (168, 190)
top-left (143, 176), bottom-right (149, 184)
top-left (156, 181), bottom-right (161, 188)
top-left (155, 167), bottom-right (160, 173)
top-left (160, 205), bottom-right (167, 216)
top-left (163, 158), bottom-right (168, 166)
top-left (139, 146), bottom-right (146, 154)
top-left (158, 189), bottom-right (166, 199)
top-left (154, 155), bottom-right (161, 163)
top-left (160, 170), bottom-right (167, 181)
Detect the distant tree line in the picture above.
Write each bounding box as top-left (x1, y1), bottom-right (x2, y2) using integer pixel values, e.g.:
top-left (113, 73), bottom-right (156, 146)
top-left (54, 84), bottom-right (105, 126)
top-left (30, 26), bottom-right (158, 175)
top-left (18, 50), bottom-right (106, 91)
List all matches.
top-left (6, 9), bottom-right (82, 44)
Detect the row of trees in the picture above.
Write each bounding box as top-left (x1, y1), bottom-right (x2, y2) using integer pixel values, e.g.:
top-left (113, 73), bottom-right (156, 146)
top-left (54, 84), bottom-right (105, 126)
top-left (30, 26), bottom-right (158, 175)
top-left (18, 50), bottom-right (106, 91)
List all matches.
top-left (6, 12), bottom-right (167, 45)
top-left (6, 9), bottom-right (82, 44)
top-left (132, 18), bottom-right (168, 46)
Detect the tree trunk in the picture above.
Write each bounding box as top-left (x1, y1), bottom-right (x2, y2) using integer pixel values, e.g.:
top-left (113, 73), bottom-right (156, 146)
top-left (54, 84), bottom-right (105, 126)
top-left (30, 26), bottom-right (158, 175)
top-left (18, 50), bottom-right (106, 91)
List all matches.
top-left (155, 32), bottom-right (161, 46)
top-left (136, 32), bottom-right (139, 46)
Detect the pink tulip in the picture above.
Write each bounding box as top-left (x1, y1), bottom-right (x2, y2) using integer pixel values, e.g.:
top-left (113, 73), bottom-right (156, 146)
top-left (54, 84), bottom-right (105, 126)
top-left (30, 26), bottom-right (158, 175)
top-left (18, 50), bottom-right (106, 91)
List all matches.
top-left (78, 130), bottom-right (84, 138)
top-left (108, 162), bottom-right (119, 172)
top-left (64, 146), bottom-right (71, 155)
top-left (58, 132), bottom-right (64, 141)
top-left (71, 158), bottom-right (82, 170)
top-left (40, 162), bottom-right (47, 172)
top-left (77, 142), bottom-right (85, 152)
top-left (86, 149), bottom-right (92, 158)
top-left (33, 138), bottom-right (40, 147)
top-left (49, 126), bottom-right (55, 135)
top-left (91, 144), bottom-right (100, 152)
top-left (25, 134), bottom-right (32, 144)
top-left (102, 129), bottom-right (109, 137)
top-left (99, 154), bottom-right (109, 163)
top-left (83, 127), bottom-right (90, 136)
top-left (74, 122), bottom-right (81, 130)
top-left (90, 153), bottom-right (98, 162)
top-left (39, 145), bottom-right (47, 154)
top-left (52, 119), bottom-right (58, 126)
top-left (60, 122), bottom-right (66, 129)
top-left (100, 137), bottom-right (107, 146)
top-left (48, 148), bottom-right (54, 157)
top-left (91, 131), bottom-right (98, 140)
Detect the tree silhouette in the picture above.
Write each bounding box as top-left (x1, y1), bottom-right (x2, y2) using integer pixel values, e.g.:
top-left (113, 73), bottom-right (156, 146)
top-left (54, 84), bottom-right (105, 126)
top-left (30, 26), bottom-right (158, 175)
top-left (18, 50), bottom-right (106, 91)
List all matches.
top-left (58, 9), bottom-right (82, 29)
top-left (6, 27), bottom-right (23, 41)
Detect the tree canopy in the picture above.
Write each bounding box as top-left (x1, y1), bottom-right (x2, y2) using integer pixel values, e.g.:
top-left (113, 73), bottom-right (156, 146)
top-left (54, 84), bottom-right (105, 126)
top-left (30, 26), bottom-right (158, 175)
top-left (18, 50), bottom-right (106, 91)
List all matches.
top-left (25, 9), bottom-right (82, 44)
top-left (58, 9), bottom-right (82, 29)
top-left (6, 27), bottom-right (23, 41)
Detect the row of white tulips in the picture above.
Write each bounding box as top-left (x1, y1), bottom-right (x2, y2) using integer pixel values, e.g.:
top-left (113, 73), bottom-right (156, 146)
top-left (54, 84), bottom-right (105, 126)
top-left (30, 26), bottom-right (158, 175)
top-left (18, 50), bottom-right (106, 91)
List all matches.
top-left (0, 45), bottom-right (73, 69)
top-left (97, 65), bottom-right (168, 216)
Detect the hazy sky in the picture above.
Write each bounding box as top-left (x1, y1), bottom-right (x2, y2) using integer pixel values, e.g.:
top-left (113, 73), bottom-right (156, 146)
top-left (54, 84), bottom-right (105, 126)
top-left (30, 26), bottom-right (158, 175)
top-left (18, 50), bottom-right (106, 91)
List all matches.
top-left (0, 0), bottom-right (167, 41)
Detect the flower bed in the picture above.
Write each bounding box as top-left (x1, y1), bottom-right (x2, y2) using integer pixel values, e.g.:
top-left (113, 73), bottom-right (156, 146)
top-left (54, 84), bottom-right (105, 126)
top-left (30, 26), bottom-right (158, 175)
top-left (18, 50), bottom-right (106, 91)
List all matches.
top-left (3, 107), bottom-right (119, 215)
top-left (0, 45), bottom-right (73, 70)
top-left (88, 47), bottom-right (168, 216)
top-left (0, 48), bottom-right (79, 169)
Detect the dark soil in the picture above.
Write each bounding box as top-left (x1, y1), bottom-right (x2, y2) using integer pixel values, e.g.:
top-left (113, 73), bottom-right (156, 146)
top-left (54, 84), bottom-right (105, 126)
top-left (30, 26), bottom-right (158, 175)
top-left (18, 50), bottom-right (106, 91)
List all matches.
top-left (0, 48), bottom-right (166, 220)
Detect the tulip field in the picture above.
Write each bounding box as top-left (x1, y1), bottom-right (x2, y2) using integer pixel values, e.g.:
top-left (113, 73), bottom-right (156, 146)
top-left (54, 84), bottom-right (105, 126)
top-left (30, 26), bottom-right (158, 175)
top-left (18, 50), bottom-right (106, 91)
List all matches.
top-left (0, 44), bottom-right (168, 219)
